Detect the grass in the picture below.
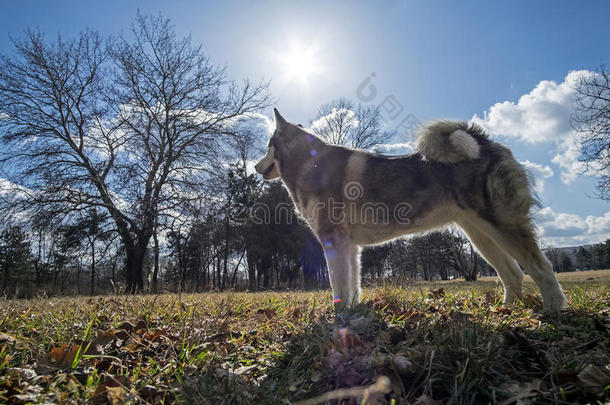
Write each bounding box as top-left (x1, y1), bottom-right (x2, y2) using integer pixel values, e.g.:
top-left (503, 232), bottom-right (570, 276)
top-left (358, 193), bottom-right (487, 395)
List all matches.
top-left (0, 270), bottom-right (608, 404)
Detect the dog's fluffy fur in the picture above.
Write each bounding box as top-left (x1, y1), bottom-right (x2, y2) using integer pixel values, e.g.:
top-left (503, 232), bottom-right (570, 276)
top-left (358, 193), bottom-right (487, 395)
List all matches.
top-left (255, 109), bottom-right (566, 312)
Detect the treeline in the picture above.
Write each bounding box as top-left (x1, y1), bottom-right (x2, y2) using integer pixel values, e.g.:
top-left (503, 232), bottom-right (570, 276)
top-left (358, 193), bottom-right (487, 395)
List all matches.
top-left (545, 242), bottom-right (610, 273)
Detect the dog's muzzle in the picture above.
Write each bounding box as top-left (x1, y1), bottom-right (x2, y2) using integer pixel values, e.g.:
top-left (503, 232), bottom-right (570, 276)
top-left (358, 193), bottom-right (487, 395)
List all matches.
top-left (255, 147), bottom-right (279, 180)
top-left (260, 162), bottom-right (276, 179)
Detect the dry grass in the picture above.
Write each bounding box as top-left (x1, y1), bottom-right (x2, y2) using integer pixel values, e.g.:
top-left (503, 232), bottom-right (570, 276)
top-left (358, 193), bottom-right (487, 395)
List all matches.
top-left (0, 271), bottom-right (608, 404)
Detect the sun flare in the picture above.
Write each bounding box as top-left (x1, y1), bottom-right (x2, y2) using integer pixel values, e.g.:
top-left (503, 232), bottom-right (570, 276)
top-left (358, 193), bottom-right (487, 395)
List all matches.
top-left (275, 40), bottom-right (322, 86)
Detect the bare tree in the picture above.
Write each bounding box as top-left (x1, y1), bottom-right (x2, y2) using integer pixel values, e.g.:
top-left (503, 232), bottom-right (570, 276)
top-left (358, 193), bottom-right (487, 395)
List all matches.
top-left (571, 66), bottom-right (610, 199)
top-left (0, 14), bottom-right (271, 292)
top-left (311, 98), bottom-right (391, 150)
top-left (545, 247), bottom-right (561, 272)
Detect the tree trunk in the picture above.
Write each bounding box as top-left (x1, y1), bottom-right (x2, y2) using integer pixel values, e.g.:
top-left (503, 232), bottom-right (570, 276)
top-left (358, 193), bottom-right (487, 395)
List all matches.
top-left (246, 251), bottom-right (257, 291)
top-left (125, 244), bottom-right (147, 293)
top-left (216, 253), bottom-right (222, 290)
top-left (3, 266), bottom-right (8, 291)
top-left (440, 262), bottom-right (448, 280)
top-left (222, 212), bottom-right (229, 290)
top-left (76, 260), bottom-right (82, 294)
top-left (152, 230), bottom-right (160, 293)
top-left (231, 248), bottom-right (246, 288)
top-left (111, 256), bottom-right (116, 284)
top-left (464, 242), bottom-right (478, 281)
top-left (90, 242), bottom-right (95, 296)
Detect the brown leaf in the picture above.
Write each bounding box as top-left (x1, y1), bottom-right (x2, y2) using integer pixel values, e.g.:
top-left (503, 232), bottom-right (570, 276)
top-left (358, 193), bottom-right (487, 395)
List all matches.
top-left (428, 288), bottom-right (445, 299)
top-left (92, 358), bottom-right (114, 371)
top-left (217, 341), bottom-right (236, 356)
top-left (555, 369), bottom-right (578, 384)
top-left (484, 290), bottom-right (499, 304)
top-left (118, 321), bottom-right (135, 334)
top-left (47, 344), bottom-right (80, 368)
top-left (114, 329), bottom-right (129, 341)
top-left (121, 337), bottom-right (142, 353)
top-left (93, 383), bottom-right (127, 405)
top-left (0, 332), bottom-right (16, 344)
top-left (489, 306), bottom-right (512, 315)
top-left (577, 364), bottom-right (610, 395)
top-left (142, 329), bottom-right (166, 343)
top-left (134, 319), bottom-right (148, 333)
top-left (85, 330), bottom-right (116, 356)
top-left (106, 386), bottom-right (125, 405)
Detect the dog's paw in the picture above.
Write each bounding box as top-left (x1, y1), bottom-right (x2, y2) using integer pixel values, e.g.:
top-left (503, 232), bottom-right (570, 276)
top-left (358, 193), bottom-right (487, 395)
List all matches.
top-left (542, 291), bottom-right (567, 314)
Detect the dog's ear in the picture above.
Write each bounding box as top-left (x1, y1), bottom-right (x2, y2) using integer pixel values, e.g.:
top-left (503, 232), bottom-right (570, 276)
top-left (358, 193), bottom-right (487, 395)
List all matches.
top-left (273, 108), bottom-right (287, 128)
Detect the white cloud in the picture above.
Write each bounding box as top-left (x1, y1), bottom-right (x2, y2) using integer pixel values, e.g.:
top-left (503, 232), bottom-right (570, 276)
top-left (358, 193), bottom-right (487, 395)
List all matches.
top-left (371, 142), bottom-right (415, 155)
top-left (535, 206), bottom-right (610, 247)
top-left (520, 160), bottom-right (553, 192)
top-left (309, 107), bottom-right (359, 134)
top-left (233, 112), bottom-right (275, 140)
top-left (473, 70), bottom-right (588, 143)
top-left (472, 70), bottom-right (598, 185)
top-left (550, 136), bottom-right (586, 184)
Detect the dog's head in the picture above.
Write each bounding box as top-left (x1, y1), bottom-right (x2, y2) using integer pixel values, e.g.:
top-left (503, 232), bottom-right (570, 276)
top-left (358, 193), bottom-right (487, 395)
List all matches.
top-left (255, 108), bottom-right (301, 180)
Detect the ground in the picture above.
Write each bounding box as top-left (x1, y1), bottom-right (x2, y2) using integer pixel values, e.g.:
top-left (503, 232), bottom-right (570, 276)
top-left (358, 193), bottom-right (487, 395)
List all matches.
top-left (0, 270), bottom-right (609, 404)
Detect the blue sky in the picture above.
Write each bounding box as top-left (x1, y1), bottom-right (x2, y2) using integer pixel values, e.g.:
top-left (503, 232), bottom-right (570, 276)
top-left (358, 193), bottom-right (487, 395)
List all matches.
top-left (1, 0), bottom-right (609, 246)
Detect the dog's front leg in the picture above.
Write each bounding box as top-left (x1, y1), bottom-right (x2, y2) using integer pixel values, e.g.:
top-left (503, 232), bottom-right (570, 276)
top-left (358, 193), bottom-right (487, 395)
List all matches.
top-left (321, 233), bottom-right (361, 312)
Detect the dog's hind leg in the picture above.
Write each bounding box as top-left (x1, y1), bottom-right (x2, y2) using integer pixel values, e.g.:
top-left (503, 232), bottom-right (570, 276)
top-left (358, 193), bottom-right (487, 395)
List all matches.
top-left (457, 219), bottom-right (524, 304)
top-left (320, 233), bottom-right (361, 311)
top-left (463, 214), bottom-right (566, 312)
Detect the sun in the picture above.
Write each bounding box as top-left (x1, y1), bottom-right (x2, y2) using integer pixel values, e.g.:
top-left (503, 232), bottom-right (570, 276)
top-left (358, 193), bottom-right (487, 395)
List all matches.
top-left (275, 40), bottom-right (323, 87)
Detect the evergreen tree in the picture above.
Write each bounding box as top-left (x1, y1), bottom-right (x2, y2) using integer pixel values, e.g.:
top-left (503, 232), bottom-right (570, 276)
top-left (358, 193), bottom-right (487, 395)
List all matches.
top-left (0, 226), bottom-right (33, 294)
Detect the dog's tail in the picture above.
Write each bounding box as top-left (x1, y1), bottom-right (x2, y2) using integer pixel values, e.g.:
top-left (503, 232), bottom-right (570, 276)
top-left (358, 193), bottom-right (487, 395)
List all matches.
top-left (416, 121), bottom-right (488, 163)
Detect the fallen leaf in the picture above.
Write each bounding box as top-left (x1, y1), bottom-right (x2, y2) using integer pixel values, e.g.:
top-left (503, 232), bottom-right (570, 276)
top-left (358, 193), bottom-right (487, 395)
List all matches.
top-left (85, 330), bottom-right (116, 356)
top-left (485, 290), bottom-right (499, 304)
top-left (577, 364), bottom-right (610, 396)
top-left (142, 329), bottom-right (166, 343)
top-left (106, 386), bottom-right (125, 405)
top-left (0, 332), bottom-right (16, 344)
top-left (47, 344), bottom-right (80, 368)
top-left (118, 321), bottom-right (135, 333)
top-left (121, 337), bottom-right (142, 353)
top-left (114, 329), bottom-right (129, 341)
top-left (7, 367), bottom-right (37, 381)
top-left (489, 306), bottom-right (512, 315)
top-left (428, 288), bottom-right (445, 299)
top-left (135, 319), bottom-right (148, 333)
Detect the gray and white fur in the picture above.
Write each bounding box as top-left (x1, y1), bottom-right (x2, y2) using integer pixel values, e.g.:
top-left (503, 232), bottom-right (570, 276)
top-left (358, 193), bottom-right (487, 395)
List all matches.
top-left (255, 109), bottom-right (566, 313)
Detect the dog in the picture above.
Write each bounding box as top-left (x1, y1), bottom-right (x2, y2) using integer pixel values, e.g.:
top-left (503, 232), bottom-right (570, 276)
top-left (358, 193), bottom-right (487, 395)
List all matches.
top-left (255, 108), bottom-right (567, 313)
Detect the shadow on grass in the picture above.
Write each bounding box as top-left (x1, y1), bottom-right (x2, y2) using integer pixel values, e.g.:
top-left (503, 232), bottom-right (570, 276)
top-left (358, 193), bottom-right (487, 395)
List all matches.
top-left (180, 298), bottom-right (610, 404)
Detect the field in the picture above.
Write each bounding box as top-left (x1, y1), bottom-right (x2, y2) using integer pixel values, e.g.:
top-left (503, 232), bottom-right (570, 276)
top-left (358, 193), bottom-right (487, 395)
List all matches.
top-left (0, 270), bottom-right (608, 404)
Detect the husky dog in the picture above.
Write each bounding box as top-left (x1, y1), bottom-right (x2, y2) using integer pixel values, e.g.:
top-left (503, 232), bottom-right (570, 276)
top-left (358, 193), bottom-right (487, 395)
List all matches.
top-left (255, 109), bottom-right (566, 313)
